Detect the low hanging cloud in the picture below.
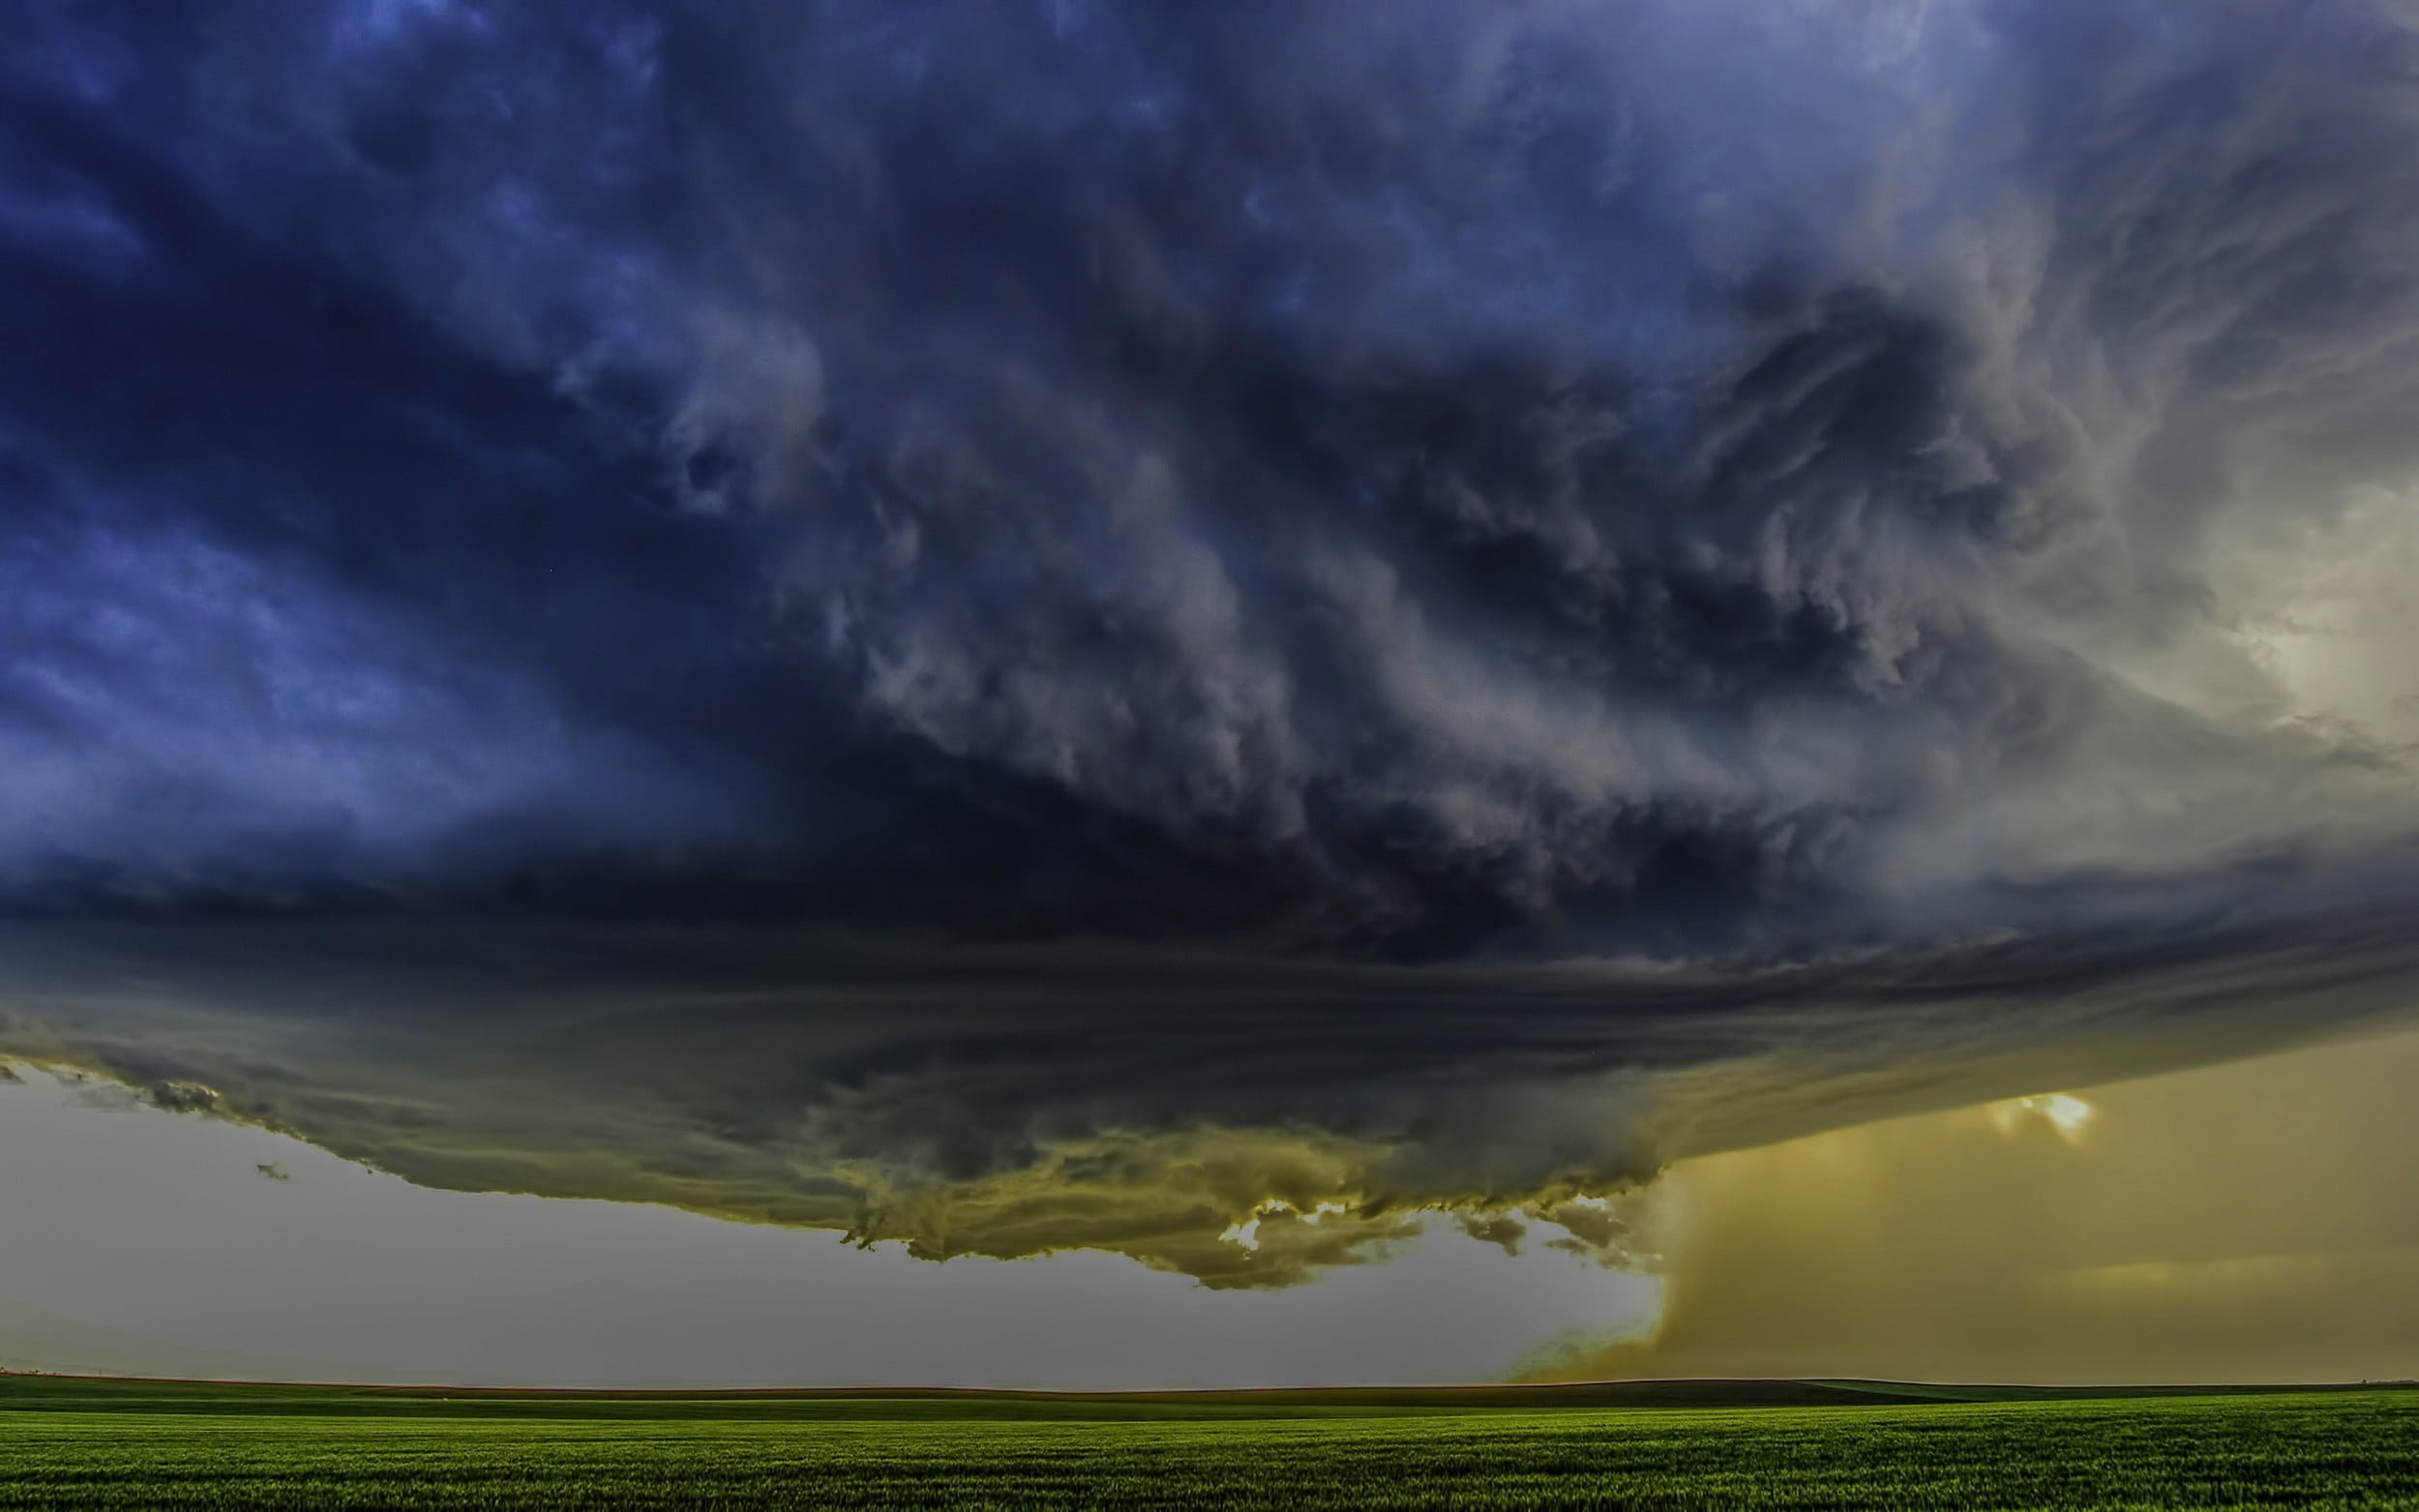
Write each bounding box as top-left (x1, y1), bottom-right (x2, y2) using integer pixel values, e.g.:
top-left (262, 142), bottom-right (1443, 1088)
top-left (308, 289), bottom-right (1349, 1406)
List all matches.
top-left (7, 905), bottom-right (2415, 1287)
top-left (3, 0), bottom-right (2418, 1284)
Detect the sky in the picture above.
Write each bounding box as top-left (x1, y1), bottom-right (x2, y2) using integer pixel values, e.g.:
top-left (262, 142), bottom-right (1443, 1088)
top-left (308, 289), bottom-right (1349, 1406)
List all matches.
top-left (3, 0), bottom-right (2419, 1385)
top-left (11, 1028), bottom-right (2419, 1386)
top-left (1572, 1024), bottom-right (2419, 1385)
top-left (0, 1063), bottom-right (1657, 1387)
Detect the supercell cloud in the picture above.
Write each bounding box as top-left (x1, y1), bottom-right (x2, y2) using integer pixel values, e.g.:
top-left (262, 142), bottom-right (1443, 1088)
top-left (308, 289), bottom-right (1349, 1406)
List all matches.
top-left (4, 0), bottom-right (2419, 1283)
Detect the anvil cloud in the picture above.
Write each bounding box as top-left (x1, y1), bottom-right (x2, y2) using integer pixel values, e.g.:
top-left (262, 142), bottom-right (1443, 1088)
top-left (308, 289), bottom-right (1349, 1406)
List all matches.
top-left (4, 0), bottom-right (2419, 1283)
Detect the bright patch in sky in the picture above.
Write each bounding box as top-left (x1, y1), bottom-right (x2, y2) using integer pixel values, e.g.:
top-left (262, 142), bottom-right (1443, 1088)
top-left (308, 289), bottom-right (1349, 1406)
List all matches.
top-left (1993, 1092), bottom-right (2096, 1141)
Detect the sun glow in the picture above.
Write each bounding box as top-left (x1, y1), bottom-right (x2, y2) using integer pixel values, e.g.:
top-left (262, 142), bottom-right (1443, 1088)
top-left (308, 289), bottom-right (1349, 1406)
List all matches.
top-left (1992, 1092), bottom-right (2097, 1141)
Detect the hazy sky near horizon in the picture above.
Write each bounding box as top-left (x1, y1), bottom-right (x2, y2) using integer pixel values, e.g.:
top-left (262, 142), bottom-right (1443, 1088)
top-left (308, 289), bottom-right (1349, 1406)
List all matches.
top-left (1575, 1024), bottom-right (2419, 1386)
top-left (5, 0), bottom-right (2419, 1380)
top-left (0, 1061), bottom-right (1657, 1388)
top-left (10, 1027), bottom-right (2419, 1387)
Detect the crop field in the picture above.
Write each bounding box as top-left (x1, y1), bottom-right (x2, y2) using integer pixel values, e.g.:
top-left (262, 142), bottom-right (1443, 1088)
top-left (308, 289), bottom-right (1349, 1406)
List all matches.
top-left (3, 1377), bottom-right (2415, 1509)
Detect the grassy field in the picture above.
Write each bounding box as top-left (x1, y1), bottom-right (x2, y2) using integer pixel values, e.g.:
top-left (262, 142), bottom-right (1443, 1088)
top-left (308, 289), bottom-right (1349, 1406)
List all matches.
top-left (4, 1376), bottom-right (2416, 1508)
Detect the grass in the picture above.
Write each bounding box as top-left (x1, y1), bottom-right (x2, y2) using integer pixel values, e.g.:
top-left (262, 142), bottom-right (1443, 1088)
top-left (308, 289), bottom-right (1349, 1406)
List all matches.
top-left (3, 1376), bottom-right (2416, 1508)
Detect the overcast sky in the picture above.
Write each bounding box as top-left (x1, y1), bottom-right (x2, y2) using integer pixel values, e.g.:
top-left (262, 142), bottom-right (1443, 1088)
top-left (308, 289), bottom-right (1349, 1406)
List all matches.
top-left (4, 0), bottom-right (2419, 1382)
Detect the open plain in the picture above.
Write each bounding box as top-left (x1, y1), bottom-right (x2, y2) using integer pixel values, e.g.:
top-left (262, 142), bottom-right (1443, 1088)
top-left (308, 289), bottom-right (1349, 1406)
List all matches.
top-left (5, 1376), bottom-right (2415, 1509)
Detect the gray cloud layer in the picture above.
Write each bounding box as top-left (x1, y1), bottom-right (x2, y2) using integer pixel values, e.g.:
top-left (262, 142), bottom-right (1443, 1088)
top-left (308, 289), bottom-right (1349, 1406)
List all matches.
top-left (6, 904), bottom-right (2414, 1285)
top-left (4, 0), bottom-right (2419, 1281)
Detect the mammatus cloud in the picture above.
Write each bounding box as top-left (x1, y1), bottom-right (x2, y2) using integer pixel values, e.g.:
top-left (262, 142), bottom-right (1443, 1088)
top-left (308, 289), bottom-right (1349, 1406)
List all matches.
top-left (2, 0), bottom-right (2417, 1282)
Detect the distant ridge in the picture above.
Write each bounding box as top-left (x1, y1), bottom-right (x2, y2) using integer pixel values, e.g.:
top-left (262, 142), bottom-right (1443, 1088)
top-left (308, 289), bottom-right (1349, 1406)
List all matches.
top-left (4, 1370), bottom-right (2412, 1421)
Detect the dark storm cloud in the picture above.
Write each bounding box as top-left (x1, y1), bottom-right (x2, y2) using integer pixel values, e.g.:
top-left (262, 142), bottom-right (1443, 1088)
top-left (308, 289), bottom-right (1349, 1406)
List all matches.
top-left (4, 902), bottom-right (2415, 1285)
top-left (3, 0), bottom-right (2419, 1280)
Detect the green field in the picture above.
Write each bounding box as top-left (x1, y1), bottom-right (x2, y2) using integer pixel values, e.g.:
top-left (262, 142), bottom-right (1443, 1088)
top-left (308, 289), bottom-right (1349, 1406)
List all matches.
top-left (4, 1375), bottom-right (2416, 1508)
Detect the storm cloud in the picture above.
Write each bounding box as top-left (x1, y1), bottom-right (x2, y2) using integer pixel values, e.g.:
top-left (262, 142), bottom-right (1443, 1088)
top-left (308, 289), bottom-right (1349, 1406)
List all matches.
top-left (4, 0), bottom-right (2419, 1283)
